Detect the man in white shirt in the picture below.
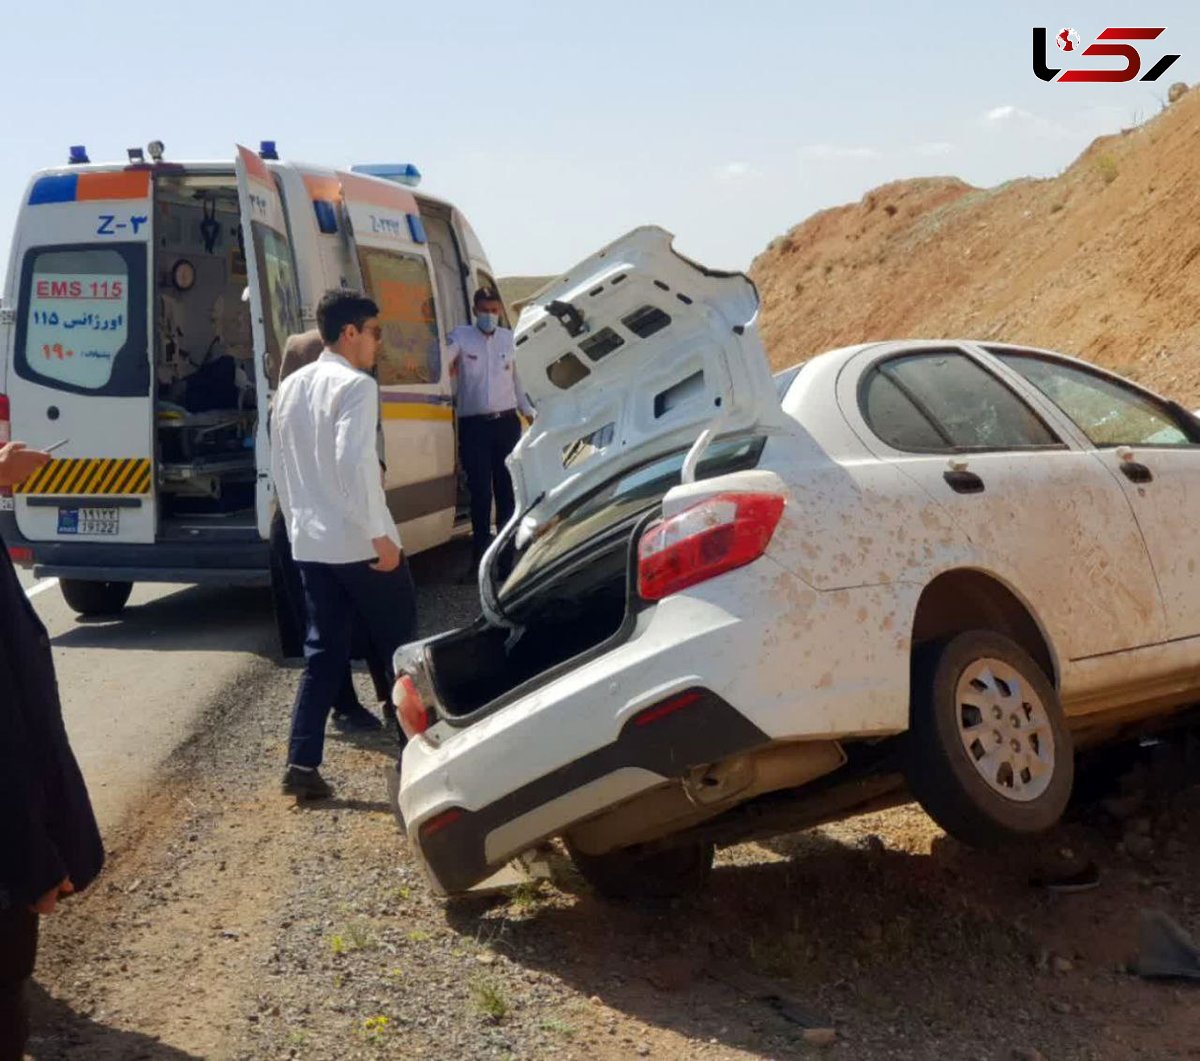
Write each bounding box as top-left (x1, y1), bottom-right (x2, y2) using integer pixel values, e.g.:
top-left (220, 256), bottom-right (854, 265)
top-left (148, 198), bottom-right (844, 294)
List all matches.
top-left (270, 328), bottom-right (392, 728)
top-left (446, 286), bottom-right (535, 576)
top-left (272, 290), bottom-right (418, 799)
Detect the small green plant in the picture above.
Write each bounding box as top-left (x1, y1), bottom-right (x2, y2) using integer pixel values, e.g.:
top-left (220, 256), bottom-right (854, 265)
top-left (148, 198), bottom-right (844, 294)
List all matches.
top-left (510, 881), bottom-right (544, 911)
top-left (470, 977), bottom-right (509, 1022)
top-left (346, 921), bottom-right (375, 951)
top-left (392, 885), bottom-right (412, 902)
top-left (361, 1015), bottom-right (391, 1042)
top-left (329, 921), bottom-right (376, 955)
top-left (406, 929), bottom-right (430, 944)
top-left (1096, 155), bottom-right (1119, 184)
top-left (286, 1029), bottom-right (311, 1047)
top-left (540, 1018), bottom-right (575, 1038)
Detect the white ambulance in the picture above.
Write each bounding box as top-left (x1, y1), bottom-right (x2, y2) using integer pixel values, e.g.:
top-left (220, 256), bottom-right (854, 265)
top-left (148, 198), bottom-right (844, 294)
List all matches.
top-left (0, 142), bottom-right (508, 619)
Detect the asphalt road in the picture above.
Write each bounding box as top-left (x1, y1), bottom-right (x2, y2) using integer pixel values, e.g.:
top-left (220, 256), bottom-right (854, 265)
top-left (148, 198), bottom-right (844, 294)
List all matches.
top-left (21, 537), bottom-right (477, 837)
top-left (27, 575), bottom-right (280, 833)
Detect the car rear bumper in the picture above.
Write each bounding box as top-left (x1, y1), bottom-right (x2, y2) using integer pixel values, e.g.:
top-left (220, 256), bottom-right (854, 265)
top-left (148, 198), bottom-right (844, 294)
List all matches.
top-left (395, 555), bottom-right (812, 894)
top-left (397, 686), bottom-right (768, 894)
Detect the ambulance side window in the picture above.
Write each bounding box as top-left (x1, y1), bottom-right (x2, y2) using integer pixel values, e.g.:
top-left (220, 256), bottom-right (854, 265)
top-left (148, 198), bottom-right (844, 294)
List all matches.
top-left (250, 222), bottom-right (302, 377)
top-left (357, 247), bottom-right (440, 386)
top-left (13, 244), bottom-right (149, 397)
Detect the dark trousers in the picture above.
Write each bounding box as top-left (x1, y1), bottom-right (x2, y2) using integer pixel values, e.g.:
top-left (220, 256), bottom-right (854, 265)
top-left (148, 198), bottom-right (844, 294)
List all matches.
top-left (270, 511), bottom-right (391, 708)
top-left (459, 411), bottom-right (521, 562)
top-left (0, 908), bottom-right (37, 1061)
top-left (288, 559), bottom-right (418, 768)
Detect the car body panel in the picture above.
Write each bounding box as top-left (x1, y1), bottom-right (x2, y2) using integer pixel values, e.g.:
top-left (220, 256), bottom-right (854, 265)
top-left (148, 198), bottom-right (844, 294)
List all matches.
top-left (394, 252), bottom-right (1200, 894)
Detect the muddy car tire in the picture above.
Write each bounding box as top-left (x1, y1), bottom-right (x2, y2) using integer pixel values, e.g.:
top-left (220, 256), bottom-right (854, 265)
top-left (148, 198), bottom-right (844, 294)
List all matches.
top-left (60, 578), bottom-right (133, 617)
top-left (567, 840), bottom-right (714, 900)
top-left (906, 630), bottom-right (1073, 847)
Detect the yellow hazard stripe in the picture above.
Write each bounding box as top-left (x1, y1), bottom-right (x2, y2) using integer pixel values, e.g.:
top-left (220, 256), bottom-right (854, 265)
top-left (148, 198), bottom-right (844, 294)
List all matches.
top-left (13, 457), bottom-right (153, 495)
top-left (381, 405), bottom-right (455, 422)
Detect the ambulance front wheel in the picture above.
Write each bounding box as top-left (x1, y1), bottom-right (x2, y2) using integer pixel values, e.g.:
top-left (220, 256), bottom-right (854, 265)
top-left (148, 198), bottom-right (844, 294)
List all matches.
top-left (60, 579), bottom-right (133, 617)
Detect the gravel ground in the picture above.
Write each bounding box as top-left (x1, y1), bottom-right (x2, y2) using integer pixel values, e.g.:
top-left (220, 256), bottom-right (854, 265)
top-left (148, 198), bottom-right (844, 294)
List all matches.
top-left (25, 541), bottom-right (1200, 1060)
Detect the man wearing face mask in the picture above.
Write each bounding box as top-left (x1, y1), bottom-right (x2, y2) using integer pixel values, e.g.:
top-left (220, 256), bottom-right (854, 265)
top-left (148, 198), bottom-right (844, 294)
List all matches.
top-left (446, 286), bottom-right (535, 577)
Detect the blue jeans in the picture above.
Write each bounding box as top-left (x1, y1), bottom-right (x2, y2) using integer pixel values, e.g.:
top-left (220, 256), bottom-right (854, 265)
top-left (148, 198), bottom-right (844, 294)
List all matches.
top-left (288, 559), bottom-right (418, 769)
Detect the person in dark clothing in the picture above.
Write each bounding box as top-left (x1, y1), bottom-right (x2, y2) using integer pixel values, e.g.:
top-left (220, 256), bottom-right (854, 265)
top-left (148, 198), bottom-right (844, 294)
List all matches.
top-left (269, 506), bottom-right (391, 724)
top-left (0, 440), bottom-right (104, 1061)
top-left (446, 287), bottom-right (535, 578)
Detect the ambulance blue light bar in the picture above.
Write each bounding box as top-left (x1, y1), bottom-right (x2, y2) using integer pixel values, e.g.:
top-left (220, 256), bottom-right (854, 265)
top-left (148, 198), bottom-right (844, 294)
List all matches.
top-left (69, 145), bottom-right (89, 165)
top-left (350, 163), bottom-right (422, 188)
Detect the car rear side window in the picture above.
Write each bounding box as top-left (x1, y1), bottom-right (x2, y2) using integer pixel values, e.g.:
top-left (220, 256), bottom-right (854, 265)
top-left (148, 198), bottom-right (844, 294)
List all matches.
top-left (994, 352), bottom-right (1194, 447)
top-left (861, 370), bottom-right (947, 449)
top-left (862, 351), bottom-right (1059, 451)
top-left (14, 243), bottom-right (149, 397)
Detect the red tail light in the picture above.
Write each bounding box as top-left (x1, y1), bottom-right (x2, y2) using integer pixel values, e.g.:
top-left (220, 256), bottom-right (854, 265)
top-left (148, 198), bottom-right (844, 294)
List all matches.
top-left (7, 546), bottom-right (33, 565)
top-left (637, 492), bottom-right (786, 601)
top-left (394, 674), bottom-right (431, 738)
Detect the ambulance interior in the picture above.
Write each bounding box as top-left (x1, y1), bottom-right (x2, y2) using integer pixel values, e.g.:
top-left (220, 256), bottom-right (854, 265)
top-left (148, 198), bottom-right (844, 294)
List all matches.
top-left (151, 174), bottom-right (258, 538)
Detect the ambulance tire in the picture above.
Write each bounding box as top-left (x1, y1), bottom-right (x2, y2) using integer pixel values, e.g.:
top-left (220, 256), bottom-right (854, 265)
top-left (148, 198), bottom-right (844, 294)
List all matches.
top-left (60, 579), bottom-right (133, 617)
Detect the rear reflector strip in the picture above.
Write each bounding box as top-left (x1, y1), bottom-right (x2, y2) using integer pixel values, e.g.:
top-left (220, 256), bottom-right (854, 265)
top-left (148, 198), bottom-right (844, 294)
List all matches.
top-left (420, 808), bottom-right (463, 839)
top-left (7, 546), bottom-right (33, 565)
top-left (633, 689), bottom-right (705, 727)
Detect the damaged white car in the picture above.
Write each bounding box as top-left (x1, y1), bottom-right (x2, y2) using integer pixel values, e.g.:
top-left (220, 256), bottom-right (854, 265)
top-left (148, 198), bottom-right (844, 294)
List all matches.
top-left (390, 225), bottom-right (1200, 898)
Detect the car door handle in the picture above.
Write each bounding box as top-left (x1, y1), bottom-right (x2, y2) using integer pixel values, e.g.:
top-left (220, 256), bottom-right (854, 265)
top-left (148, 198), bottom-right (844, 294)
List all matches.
top-left (1120, 461), bottom-right (1154, 484)
top-left (943, 469), bottom-right (985, 494)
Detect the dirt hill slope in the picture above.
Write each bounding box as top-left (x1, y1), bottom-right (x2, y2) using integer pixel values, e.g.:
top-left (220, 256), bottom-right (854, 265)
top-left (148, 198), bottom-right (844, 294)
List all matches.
top-left (751, 86), bottom-right (1200, 404)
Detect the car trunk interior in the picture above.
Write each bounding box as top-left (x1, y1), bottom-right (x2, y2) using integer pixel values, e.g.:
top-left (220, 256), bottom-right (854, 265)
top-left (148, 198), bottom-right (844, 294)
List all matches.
top-left (428, 528), bottom-right (636, 717)
top-left (425, 433), bottom-right (773, 718)
top-left (152, 173), bottom-right (258, 542)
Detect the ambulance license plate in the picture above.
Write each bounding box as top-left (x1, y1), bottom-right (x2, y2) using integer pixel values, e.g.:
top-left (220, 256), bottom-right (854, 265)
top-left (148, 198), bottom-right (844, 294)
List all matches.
top-left (58, 506), bottom-right (120, 536)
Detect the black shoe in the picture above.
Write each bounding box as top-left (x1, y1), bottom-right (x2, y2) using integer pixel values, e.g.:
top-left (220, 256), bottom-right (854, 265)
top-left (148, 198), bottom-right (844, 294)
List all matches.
top-left (332, 707), bottom-right (383, 732)
top-left (281, 766), bottom-right (333, 800)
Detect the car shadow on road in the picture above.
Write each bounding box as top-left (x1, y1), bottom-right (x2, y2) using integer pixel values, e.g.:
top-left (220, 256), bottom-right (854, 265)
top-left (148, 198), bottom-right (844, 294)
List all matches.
top-left (26, 980), bottom-right (203, 1060)
top-left (50, 585), bottom-right (277, 656)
